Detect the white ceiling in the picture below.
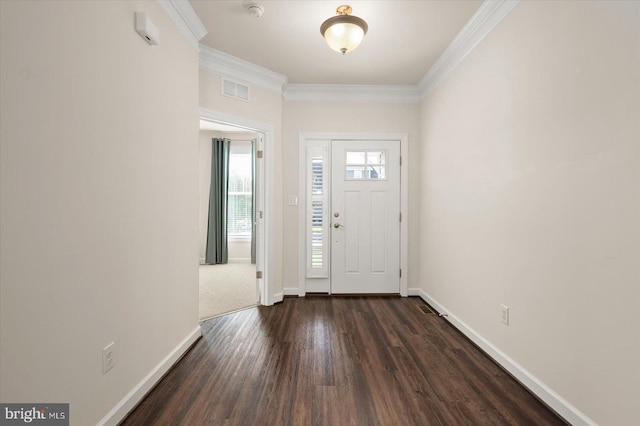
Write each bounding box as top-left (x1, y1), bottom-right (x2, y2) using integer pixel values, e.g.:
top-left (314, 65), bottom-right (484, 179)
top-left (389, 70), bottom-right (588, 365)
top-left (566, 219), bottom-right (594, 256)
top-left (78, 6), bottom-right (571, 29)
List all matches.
top-left (190, 0), bottom-right (484, 85)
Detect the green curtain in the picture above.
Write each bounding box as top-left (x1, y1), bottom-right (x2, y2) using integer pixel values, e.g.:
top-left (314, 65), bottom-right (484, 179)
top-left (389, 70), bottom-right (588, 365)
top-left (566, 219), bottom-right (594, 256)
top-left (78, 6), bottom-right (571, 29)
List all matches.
top-left (205, 138), bottom-right (230, 264)
top-left (251, 139), bottom-right (257, 265)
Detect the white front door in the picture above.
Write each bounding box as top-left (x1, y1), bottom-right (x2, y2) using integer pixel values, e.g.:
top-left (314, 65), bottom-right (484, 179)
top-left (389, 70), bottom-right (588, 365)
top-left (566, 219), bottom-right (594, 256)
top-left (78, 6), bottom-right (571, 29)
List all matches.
top-left (331, 140), bottom-right (401, 294)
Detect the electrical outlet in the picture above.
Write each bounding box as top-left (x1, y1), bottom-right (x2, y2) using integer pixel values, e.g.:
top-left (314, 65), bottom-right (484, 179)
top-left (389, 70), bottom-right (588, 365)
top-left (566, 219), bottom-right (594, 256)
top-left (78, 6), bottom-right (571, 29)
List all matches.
top-left (102, 342), bottom-right (115, 374)
top-left (500, 304), bottom-right (509, 325)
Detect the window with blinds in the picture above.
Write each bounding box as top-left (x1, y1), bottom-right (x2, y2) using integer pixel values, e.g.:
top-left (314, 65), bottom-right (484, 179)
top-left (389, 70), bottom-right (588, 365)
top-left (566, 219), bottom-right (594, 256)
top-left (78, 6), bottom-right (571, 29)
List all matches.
top-left (307, 147), bottom-right (329, 278)
top-left (228, 150), bottom-right (252, 239)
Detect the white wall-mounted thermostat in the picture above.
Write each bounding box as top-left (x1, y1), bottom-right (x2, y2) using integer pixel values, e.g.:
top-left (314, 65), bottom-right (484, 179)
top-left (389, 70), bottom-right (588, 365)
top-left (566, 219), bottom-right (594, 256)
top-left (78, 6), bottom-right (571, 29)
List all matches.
top-left (135, 12), bottom-right (159, 46)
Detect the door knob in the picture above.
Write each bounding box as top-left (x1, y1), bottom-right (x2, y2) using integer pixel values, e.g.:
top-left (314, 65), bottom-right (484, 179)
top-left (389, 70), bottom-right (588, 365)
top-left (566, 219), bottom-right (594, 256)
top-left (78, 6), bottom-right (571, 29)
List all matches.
top-left (334, 223), bottom-right (344, 228)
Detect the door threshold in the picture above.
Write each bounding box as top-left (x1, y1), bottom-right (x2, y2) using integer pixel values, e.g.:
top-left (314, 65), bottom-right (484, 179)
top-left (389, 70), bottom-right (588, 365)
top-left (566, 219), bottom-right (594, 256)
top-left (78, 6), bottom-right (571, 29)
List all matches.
top-left (305, 293), bottom-right (402, 297)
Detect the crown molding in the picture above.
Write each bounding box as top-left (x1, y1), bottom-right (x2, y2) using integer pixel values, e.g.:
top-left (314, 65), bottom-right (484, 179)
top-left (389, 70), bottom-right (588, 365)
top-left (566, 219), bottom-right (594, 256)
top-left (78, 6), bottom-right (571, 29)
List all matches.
top-left (284, 84), bottom-right (422, 104)
top-left (199, 45), bottom-right (288, 95)
top-left (157, 0), bottom-right (208, 49)
top-left (418, 0), bottom-right (520, 99)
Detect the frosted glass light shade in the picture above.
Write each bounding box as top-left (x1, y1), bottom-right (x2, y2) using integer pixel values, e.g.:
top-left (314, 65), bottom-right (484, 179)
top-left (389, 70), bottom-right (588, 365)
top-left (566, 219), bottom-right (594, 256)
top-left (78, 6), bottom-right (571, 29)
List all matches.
top-left (324, 22), bottom-right (364, 54)
top-left (320, 14), bottom-right (368, 54)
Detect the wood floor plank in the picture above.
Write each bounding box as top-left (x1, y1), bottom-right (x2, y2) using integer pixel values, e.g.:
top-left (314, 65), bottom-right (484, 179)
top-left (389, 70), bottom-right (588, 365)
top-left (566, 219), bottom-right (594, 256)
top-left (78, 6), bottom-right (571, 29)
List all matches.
top-left (121, 297), bottom-right (567, 426)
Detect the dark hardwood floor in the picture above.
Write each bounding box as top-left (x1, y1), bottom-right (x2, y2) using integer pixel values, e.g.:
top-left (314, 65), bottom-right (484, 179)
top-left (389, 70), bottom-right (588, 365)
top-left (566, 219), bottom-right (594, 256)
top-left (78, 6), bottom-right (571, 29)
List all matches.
top-left (121, 297), bottom-right (567, 425)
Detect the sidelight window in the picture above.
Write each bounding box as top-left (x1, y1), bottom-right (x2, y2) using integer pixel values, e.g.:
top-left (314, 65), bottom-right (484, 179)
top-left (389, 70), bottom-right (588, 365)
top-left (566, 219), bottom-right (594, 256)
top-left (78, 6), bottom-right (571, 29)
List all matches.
top-left (306, 146), bottom-right (329, 278)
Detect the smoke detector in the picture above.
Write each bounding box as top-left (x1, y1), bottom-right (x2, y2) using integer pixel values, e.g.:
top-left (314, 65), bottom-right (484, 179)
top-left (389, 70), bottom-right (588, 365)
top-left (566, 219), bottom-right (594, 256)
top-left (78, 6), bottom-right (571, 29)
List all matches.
top-left (247, 3), bottom-right (264, 18)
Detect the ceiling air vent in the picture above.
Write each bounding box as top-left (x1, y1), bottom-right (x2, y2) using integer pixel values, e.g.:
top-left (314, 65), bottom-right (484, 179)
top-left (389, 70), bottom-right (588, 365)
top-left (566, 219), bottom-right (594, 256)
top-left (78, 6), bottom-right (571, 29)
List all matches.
top-left (222, 78), bottom-right (250, 101)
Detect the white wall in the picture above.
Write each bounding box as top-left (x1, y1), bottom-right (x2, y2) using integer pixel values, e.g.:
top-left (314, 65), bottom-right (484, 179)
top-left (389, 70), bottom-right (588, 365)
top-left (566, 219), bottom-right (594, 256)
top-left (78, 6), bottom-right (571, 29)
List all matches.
top-left (0, 2), bottom-right (200, 425)
top-left (199, 130), bottom-right (256, 263)
top-left (419, 1), bottom-right (640, 425)
top-left (282, 102), bottom-right (421, 292)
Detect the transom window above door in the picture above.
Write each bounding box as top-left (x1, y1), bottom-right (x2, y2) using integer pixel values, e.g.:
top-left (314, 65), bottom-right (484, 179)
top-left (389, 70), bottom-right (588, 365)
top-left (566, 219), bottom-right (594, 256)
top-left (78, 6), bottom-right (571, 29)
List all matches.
top-left (345, 150), bottom-right (387, 180)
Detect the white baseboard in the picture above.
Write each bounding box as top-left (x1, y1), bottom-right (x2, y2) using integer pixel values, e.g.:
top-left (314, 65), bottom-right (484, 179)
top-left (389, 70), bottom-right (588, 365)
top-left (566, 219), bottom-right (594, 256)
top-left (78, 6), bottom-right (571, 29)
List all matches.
top-left (272, 292), bottom-right (284, 304)
top-left (283, 288), bottom-right (299, 297)
top-left (407, 287), bottom-right (422, 297)
top-left (228, 258), bottom-right (251, 263)
top-left (97, 325), bottom-right (202, 426)
top-left (414, 289), bottom-right (595, 426)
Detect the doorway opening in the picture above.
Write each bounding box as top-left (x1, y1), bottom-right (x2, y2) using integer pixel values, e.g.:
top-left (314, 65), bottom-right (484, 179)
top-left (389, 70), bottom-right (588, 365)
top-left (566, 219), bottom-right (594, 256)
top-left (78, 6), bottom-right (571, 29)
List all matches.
top-left (199, 107), bottom-right (275, 308)
top-left (198, 120), bottom-right (261, 320)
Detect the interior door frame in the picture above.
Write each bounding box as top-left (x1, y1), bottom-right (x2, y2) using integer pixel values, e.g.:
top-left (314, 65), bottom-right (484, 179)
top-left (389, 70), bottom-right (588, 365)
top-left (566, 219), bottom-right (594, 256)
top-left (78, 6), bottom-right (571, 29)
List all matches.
top-left (200, 107), bottom-right (275, 306)
top-left (298, 132), bottom-right (408, 297)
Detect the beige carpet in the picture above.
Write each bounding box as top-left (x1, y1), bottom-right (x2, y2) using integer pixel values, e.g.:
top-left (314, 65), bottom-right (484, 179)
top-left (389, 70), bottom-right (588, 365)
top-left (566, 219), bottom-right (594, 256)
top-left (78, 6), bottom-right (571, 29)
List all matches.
top-left (199, 263), bottom-right (258, 321)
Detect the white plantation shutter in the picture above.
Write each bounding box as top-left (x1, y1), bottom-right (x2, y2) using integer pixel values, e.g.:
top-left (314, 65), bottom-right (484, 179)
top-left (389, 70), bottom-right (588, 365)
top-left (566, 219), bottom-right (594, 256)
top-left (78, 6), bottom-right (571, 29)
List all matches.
top-left (307, 146), bottom-right (329, 278)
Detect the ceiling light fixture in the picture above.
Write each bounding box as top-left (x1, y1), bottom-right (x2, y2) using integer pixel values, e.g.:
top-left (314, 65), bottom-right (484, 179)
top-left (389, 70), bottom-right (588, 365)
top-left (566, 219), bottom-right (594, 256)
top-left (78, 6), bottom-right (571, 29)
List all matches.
top-left (320, 5), bottom-right (368, 55)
